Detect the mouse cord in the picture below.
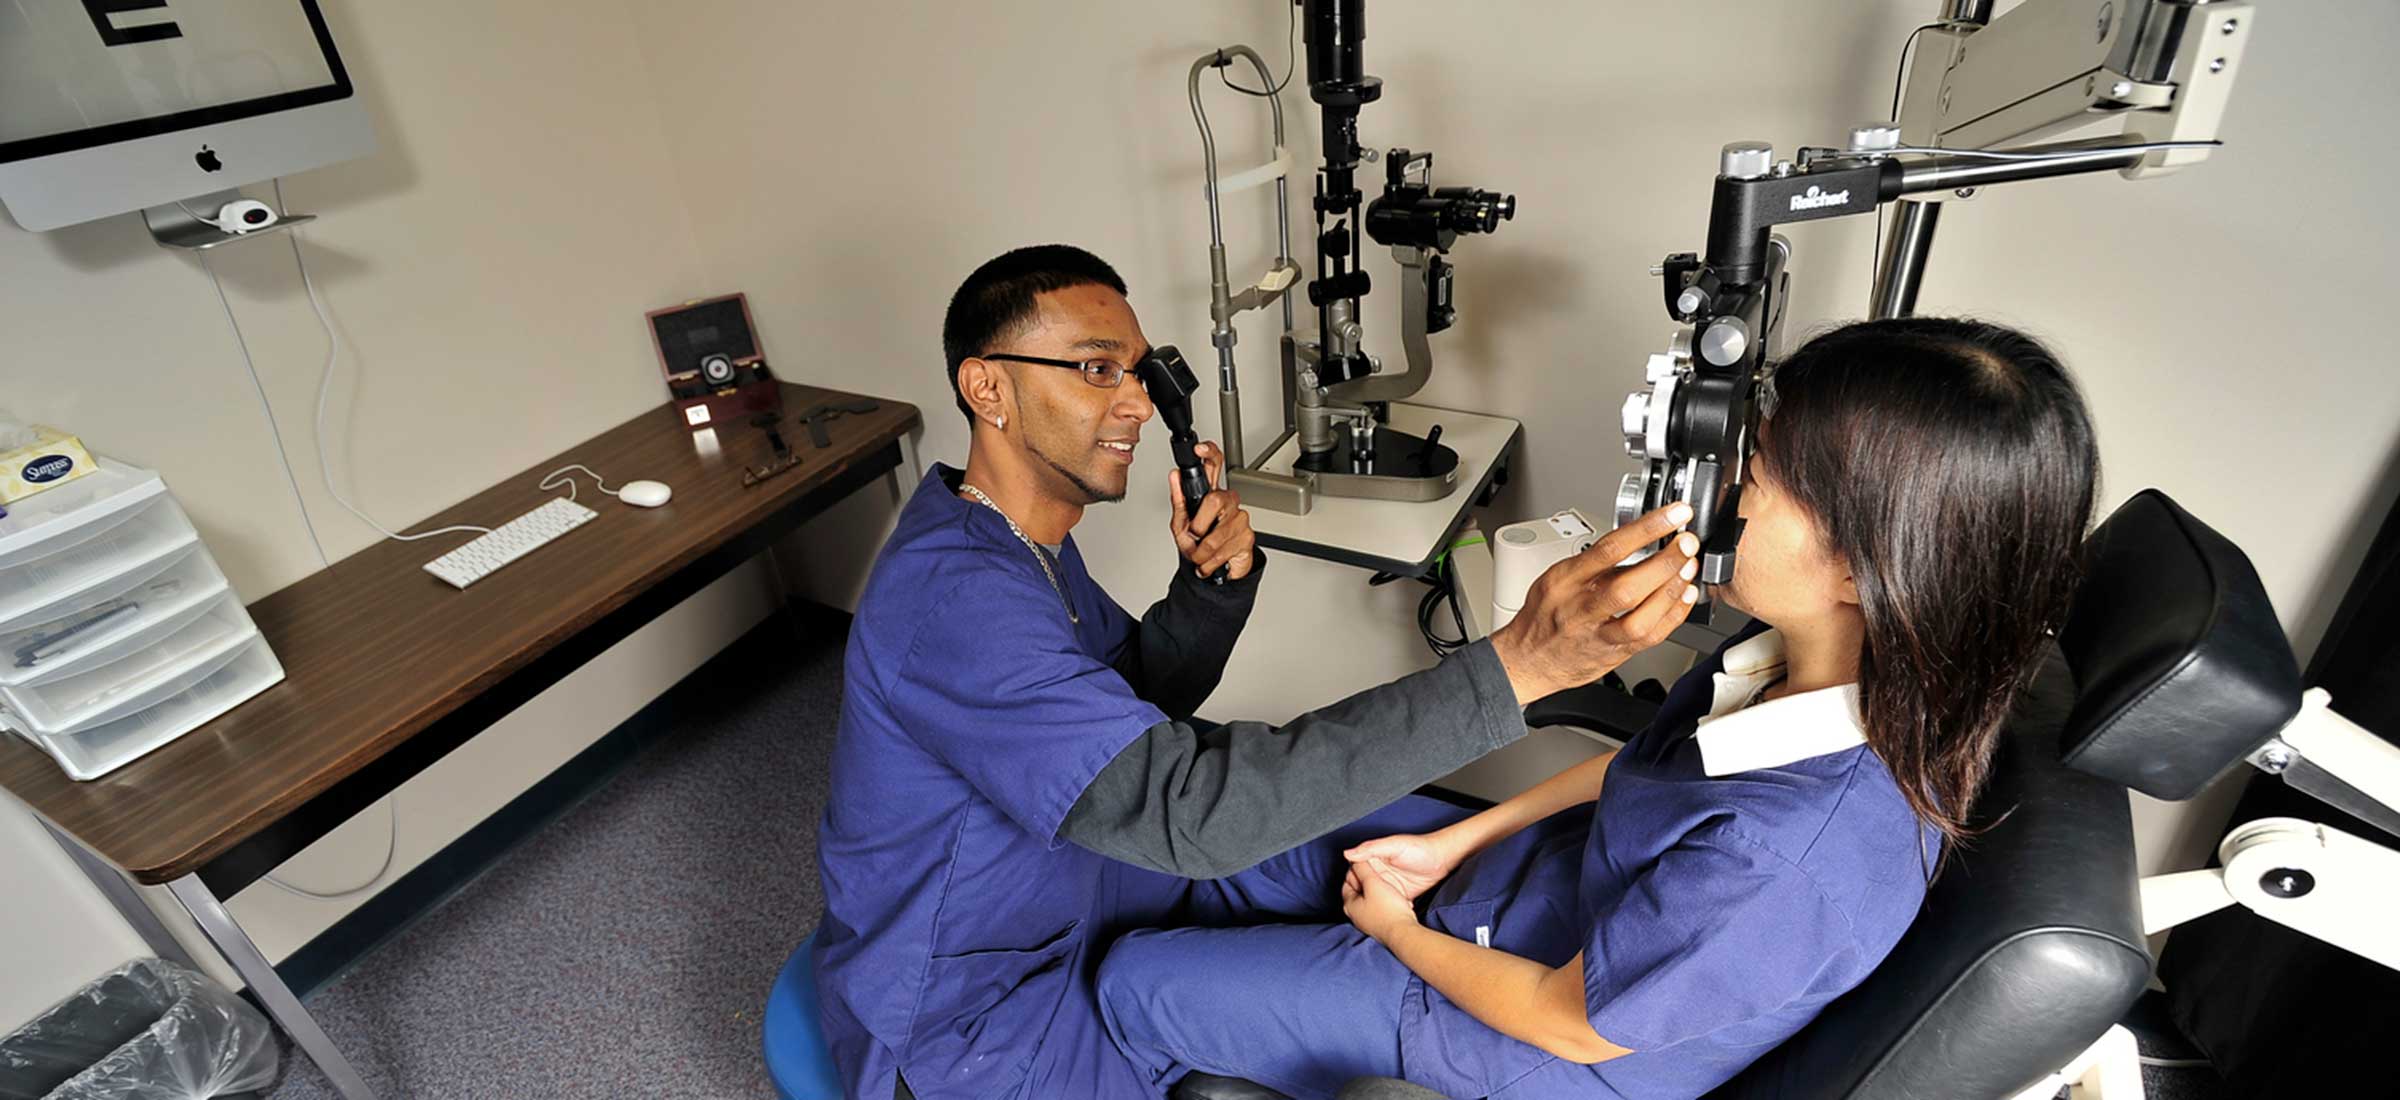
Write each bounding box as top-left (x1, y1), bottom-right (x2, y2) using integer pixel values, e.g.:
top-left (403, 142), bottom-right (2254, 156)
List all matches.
top-left (537, 464), bottom-right (622, 504)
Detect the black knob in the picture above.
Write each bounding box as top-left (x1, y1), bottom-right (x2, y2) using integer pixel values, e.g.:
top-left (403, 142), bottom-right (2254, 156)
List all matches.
top-left (2258, 868), bottom-right (2316, 898)
top-left (1415, 424), bottom-right (1444, 471)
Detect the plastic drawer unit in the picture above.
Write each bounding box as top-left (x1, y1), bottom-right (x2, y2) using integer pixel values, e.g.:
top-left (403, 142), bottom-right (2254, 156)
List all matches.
top-left (0, 462), bottom-right (282, 780)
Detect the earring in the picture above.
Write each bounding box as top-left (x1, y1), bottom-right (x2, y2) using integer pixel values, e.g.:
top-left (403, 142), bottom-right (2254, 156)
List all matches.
top-left (993, 415), bottom-right (1006, 429)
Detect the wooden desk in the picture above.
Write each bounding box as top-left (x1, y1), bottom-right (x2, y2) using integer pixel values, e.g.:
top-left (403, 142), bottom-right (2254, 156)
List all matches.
top-left (0, 383), bottom-right (918, 1100)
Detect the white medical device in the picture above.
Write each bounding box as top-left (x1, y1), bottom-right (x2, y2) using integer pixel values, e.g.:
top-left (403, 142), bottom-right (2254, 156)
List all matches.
top-left (1488, 509), bottom-right (1600, 631)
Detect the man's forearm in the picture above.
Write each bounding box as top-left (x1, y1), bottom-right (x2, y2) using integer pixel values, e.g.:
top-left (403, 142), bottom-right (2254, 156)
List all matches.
top-left (1115, 551), bottom-right (1263, 717)
top-left (1062, 638), bottom-right (1523, 879)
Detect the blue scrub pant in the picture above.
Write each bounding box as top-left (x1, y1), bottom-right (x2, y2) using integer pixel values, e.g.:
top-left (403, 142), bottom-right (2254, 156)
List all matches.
top-left (1100, 796), bottom-right (1471, 1100)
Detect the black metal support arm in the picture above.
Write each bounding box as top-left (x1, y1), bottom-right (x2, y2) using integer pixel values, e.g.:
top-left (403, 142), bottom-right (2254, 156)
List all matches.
top-left (1625, 137), bottom-right (2165, 619)
top-left (1301, 0), bottom-right (1379, 389)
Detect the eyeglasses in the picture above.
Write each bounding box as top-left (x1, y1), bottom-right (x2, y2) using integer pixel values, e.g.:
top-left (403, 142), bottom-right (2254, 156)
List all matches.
top-left (981, 352), bottom-right (1135, 389)
top-left (742, 418), bottom-right (802, 488)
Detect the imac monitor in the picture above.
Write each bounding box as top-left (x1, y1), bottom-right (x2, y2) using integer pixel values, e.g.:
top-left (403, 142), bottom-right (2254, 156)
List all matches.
top-left (0, 0), bottom-right (374, 232)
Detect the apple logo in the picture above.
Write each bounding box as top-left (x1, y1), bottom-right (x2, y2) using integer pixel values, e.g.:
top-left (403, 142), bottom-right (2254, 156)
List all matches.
top-left (195, 145), bottom-right (222, 172)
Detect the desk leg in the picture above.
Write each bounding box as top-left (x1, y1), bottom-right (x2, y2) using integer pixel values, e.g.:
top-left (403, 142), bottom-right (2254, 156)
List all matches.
top-left (164, 875), bottom-right (382, 1100)
top-left (38, 818), bottom-right (200, 971)
top-left (896, 432), bottom-right (922, 499)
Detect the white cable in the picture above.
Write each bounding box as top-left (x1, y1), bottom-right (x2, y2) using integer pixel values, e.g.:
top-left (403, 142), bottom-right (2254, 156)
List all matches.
top-left (277, 178), bottom-right (492, 542)
top-left (201, 185), bottom-right (402, 900)
top-left (264, 797), bottom-right (400, 901)
top-left (175, 197), bottom-right (228, 232)
top-left (537, 464), bottom-right (622, 504)
top-left (199, 252), bottom-right (334, 571)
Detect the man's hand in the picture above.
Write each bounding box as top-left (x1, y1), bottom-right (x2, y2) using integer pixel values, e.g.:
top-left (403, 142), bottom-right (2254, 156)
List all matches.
top-left (1341, 830), bottom-right (1468, 901)
top-left (1167, 441), bottom-right (1257, 581)
top-left (1343, 857), bottom-right (1421, 944)
top-left (1488, 503), bottom-right (1700, 705)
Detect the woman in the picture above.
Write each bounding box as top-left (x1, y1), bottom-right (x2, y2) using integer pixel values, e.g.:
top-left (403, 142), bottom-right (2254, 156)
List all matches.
top-left (1096, 317), bottom-right (2101, 1100)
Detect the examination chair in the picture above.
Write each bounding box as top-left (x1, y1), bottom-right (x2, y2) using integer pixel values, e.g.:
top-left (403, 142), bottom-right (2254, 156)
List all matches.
top-left (1177, 488), bottom-right (2303, 1100)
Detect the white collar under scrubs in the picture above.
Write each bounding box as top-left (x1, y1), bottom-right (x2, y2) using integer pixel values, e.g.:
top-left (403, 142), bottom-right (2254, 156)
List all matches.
top-left (1693, 628), bottom-right (1871, 777)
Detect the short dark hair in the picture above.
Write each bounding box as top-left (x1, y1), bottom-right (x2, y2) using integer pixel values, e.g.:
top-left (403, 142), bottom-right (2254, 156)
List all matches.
top-left (942, 245), bottom-right (1128, 420)
top-left (1759, 316), bottom-right (2099, 865)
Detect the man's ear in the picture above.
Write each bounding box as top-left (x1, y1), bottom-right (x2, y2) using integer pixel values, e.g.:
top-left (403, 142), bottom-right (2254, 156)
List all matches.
top-left (958, 357), bottom-right (1015, 429)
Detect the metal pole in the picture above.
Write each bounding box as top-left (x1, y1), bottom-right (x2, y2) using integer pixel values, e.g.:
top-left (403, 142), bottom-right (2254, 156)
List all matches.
top-left (1871, 139), bottom-right (2155, 317)
top-left (165, 875), bottom-right (383, 1099)
top-left (1187, 44), bottom-right (1288, 470)
top-left (1894, 144), bottom-right (2147, 195)
top-left (1871, 200), bottom-right (1942, 319)
top-left (1942, 0), bottom-right (1995, 24)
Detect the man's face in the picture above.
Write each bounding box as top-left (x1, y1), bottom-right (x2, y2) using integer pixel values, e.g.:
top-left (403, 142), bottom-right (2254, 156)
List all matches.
top-left (992, 285), bottom-right (1157, 505)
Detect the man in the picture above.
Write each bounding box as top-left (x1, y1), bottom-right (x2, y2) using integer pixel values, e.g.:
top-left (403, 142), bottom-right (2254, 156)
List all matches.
top-left (815, 245), bottom-right (1699, 1100)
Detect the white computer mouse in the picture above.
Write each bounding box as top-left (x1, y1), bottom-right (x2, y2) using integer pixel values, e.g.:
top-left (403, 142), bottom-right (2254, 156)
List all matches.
top-left (617, 480), bottom-right (672, 508)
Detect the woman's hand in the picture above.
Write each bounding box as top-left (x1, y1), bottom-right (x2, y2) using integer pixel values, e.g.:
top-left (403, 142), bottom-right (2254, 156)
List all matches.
top-left (1341, 830), bottom-right (1467, 901)
top-left (1342, 857), bottom-right (1421, 944)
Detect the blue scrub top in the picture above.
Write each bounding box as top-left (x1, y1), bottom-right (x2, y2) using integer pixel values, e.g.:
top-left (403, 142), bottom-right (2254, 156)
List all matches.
top-left (815, 465), bottom-right (1172, 1100)
top-left (1406, 626), bottom-right (1941, 1099)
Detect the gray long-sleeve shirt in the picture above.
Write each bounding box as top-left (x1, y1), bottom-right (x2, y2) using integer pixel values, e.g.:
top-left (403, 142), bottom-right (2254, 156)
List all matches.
top-left (1064, 554), bottom-right (1527, 879)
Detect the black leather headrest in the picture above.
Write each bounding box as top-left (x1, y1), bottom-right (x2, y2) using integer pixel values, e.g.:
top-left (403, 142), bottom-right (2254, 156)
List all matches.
top-left (1713, 647), bottom-right (2152, 1100)
top-left (2056, 490), bottom-right (2303, 800)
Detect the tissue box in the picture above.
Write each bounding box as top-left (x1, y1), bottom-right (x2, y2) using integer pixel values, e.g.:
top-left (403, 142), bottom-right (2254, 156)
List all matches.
top-left (0, 426), bottom-right (97, 503)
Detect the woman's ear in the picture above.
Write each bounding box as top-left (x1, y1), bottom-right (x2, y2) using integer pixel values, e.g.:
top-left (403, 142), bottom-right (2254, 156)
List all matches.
top-left (1836, 561), bottom-right (1861, 607)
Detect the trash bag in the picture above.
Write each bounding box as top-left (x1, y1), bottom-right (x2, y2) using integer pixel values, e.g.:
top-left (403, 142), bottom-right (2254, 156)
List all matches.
top-left (0, 959), bottom-right (278, 1100)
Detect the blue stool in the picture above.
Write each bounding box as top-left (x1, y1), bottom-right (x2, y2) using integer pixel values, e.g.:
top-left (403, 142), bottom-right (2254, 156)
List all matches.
top-left (762, 931), bottom-right (845, 1100)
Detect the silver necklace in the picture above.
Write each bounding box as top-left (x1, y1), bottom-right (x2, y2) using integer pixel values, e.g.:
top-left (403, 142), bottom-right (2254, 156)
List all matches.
top-left (959, 483), bottom-right (1079, 624)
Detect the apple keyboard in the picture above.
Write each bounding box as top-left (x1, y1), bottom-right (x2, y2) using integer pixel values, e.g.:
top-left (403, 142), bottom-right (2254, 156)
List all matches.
top-left (422, 497), bottom-right (596, 589)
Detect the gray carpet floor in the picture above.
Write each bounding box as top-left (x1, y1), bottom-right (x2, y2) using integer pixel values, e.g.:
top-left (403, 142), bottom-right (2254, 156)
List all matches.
top-left (265, 612), bottom-right (841, 1099)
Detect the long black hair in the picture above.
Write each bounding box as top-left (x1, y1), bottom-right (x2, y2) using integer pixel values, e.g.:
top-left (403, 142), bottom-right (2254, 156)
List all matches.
top-left (1757, 316), bottom-right (2099, 848)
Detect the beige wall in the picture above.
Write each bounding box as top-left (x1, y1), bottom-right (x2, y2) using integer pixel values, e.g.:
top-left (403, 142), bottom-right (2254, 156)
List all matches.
top-left (0, 0), bottom-right (777, 1027)
top-left (7, 0), bottom-right (2394, 1035)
